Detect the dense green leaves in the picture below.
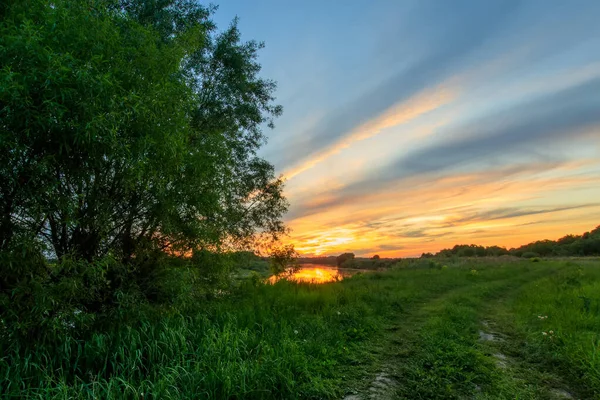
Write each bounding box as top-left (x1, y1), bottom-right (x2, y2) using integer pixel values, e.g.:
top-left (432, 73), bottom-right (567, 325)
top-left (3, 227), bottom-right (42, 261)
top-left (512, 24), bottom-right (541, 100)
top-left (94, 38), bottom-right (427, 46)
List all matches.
top-left (429, 226), bottom-right (600, 258)
top-left (336, 252), bottom-right (355, 267)
top-left (0, 0), bottom-right (286, 258)
top-left (0, 0), bottom-right (287, 329)
top-left (269, 244), bottom-right (299, 276)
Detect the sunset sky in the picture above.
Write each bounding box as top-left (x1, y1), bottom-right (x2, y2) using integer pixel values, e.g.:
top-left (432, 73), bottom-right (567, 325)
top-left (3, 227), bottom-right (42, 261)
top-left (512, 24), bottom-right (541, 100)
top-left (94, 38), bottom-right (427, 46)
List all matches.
top-left (215, 0), bottom-right (600, 257)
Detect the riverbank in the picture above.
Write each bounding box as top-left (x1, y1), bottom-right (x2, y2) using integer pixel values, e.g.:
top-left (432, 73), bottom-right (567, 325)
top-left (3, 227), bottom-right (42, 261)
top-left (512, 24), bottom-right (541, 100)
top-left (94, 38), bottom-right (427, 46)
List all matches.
top-left (3, 258), bottom-right (600, 398)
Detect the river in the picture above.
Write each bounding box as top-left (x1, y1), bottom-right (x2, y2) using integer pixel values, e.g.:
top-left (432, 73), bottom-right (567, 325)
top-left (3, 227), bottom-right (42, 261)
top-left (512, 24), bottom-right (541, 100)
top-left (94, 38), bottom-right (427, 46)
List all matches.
top-left (267, 263), bottom-right (369, 284)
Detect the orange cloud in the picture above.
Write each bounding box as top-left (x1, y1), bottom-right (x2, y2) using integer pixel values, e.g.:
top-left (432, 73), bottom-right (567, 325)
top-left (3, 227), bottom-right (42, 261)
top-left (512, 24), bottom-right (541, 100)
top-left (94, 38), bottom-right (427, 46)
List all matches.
top-left (282, 84), bottom-right (457, 180)
top-left (283, 160), bottom-right (600, 257)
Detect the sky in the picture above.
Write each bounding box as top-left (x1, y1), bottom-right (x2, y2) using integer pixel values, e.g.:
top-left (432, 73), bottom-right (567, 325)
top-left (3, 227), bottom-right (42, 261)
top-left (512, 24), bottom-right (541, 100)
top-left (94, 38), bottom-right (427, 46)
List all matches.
top-left (213, 0), bottom-right (600, 257)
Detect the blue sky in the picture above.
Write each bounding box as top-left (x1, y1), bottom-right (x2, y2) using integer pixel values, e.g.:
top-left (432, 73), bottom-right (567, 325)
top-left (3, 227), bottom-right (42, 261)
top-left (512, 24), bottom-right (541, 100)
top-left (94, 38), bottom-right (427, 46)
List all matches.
top-left (213, 0), bottom-right (600, 256)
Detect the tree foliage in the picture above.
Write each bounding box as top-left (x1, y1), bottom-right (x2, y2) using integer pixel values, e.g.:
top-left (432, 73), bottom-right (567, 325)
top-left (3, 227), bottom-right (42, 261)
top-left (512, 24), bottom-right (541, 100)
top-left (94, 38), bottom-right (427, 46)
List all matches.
top-left (1, 0), bottom-right (286, 259)
top-left (269, 244), bottom-right (299, 276)
top-left (336, 252), bottom-right (355, 267)
top-left (429, 226), bottom-right (600, 258)
top-left (510, 226), bottom-right (600, 257)
top-left (0, 0), bottom-right (287, 333)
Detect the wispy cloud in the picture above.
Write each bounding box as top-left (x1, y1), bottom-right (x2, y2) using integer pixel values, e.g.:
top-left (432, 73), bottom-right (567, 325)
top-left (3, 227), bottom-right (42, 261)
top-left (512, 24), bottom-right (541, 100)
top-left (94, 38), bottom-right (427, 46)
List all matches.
top-left (303, 76), bottom-right (600, 209)
top-left (220, 0), bottom-right (600, 256)
top-left (273, 0), bottom-right (523, 170)
top-left (284, 159), bottom-right (600, 256)
top-left (441, 204), bottom-right (600, 227)
top-left (283, 84), bottom-right (456, 179)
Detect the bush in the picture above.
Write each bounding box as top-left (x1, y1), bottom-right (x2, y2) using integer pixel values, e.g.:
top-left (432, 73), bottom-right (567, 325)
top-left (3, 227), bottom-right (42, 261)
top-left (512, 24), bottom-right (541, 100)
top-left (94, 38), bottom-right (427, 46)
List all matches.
top-left (522, 252), bottom-right (540, 258)
top-left (0, 0), bottom-right (287, 334)
top-left (337, 253), bottom-right (356, 267)
top-left (411, 259), bottom-right (441, 269)
top-left (269, 244), bottom-right (299, 276)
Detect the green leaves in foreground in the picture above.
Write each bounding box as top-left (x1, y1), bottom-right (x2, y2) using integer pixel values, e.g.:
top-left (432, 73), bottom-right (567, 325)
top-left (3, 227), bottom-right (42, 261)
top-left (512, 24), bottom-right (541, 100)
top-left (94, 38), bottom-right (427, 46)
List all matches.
top-left (4, 260), bottom-right (600, 398)
top-left (0, 0), bottom-right (286, 262)
top-left (4, 0), bottom-right (288, 259)
top-left (0, 0), bottom-right (287, 328)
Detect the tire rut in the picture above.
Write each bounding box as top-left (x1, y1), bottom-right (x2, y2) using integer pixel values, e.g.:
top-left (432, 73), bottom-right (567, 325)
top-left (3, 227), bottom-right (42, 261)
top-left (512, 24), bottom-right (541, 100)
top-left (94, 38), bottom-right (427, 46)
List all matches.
top-left (477, 266), bottom-right (580, 399)
top-left (342, 267), bottom-right (557, 400)
top-left (341, 282), bottom-right (483, 399)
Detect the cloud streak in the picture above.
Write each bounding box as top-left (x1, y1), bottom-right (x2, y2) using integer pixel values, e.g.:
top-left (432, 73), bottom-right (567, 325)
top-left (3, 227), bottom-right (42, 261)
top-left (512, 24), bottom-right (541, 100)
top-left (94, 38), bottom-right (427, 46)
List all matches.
top-left (283, 157), bottom-right (600, 256)
top-left (220, 0), bottom-right (600, 256)
top-left (282, 84), bottom-right (456, 179)
top-left (276, 0), bottom-right (523, 171)
top-left (300, 76), bottom-right (600, 214)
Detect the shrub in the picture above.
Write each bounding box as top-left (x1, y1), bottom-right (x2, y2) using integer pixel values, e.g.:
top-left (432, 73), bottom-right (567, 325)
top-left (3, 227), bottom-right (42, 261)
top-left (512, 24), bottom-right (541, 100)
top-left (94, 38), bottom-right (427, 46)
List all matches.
top-left (269, 244), bottom-right (299, 276)
top-left (0, 0), bottom-right (287, 331)
top-left (522, 252), bottom-right (540, 258)
top-left (337, 253), bottom-right (356, 267)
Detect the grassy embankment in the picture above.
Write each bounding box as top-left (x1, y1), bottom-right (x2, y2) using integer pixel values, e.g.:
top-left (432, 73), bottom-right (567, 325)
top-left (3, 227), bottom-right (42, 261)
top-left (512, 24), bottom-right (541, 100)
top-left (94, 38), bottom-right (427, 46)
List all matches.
top-left (2, 258), bottom-right (600, 399)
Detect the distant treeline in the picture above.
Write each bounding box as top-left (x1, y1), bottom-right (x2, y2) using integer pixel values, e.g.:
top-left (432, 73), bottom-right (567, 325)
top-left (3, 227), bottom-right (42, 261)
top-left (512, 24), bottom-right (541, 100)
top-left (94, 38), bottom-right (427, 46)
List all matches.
top-left (298, 256), bottom-right (338, 265)
top-left (298, 253), bottom-right (395, 270)
top-left (422, 225), bottom-right (600, 258)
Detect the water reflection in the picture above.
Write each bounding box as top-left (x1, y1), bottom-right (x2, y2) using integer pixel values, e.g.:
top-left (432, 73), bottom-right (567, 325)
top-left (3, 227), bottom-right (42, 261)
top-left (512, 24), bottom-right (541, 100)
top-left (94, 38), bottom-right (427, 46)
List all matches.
top-left (268, 264), bottom-right (361, 284)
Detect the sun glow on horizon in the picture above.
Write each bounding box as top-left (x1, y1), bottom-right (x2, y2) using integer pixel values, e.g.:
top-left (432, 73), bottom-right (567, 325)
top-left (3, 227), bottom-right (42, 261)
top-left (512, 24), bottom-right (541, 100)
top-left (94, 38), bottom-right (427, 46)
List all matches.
top-left (268, 267), bottom-right (343, 284)
top-left (258, 8), bottom-right (600, 260)
top-left (282, 159), bottom-right (600, 258)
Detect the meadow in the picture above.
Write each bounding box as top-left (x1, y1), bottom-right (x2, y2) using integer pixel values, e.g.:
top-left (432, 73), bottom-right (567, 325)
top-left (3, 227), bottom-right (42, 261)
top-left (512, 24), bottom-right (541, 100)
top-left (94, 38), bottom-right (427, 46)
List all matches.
top-left (4, 2), bottom-right (599, 399)
top-left (2, 257), bottom-right (600, 399)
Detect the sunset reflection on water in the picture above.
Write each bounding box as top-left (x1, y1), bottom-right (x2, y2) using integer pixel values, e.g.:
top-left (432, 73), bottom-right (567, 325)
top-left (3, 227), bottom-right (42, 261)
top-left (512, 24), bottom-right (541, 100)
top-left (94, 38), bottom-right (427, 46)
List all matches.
top-left (268, 265), bottom-right (357, 284)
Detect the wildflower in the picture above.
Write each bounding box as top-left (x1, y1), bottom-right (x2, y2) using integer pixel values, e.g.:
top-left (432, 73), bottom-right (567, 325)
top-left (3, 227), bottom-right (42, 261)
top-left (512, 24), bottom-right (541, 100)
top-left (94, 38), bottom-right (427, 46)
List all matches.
top-left (294, 330), bottom-right (298, 334)
top-left (542, 332), bottom-right (547, 335)
top-left (337, 311), bottom-right (341, 315)
top-left (549, 330), bottom-right (554, 334)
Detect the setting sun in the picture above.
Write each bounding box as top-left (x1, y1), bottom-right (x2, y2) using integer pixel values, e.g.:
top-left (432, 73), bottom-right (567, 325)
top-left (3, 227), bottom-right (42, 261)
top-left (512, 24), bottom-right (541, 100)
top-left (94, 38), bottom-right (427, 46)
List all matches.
top-left (268, 266), bottom-right (343, 284)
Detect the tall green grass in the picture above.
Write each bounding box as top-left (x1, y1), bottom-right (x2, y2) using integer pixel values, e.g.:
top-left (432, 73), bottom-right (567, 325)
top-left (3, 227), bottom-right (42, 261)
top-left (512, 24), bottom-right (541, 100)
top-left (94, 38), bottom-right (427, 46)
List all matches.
top-left (502, 259), bottom-right (600, 397)
top-left (3, 259), bottom-right (600, 398)
top-left (0, 266), bottom-right (463, 398)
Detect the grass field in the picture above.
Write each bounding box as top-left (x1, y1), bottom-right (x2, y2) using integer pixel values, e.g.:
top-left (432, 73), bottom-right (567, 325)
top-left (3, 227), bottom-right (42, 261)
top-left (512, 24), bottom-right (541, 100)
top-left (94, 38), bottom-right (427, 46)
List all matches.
top-left (2, 258), bottom-right (600, 399)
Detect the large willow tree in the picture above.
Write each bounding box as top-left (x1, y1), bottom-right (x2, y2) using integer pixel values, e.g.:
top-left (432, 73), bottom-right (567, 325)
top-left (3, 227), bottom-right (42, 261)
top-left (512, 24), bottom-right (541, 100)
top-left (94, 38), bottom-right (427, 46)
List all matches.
top-left (0, 0), bottom-right (287, 264)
